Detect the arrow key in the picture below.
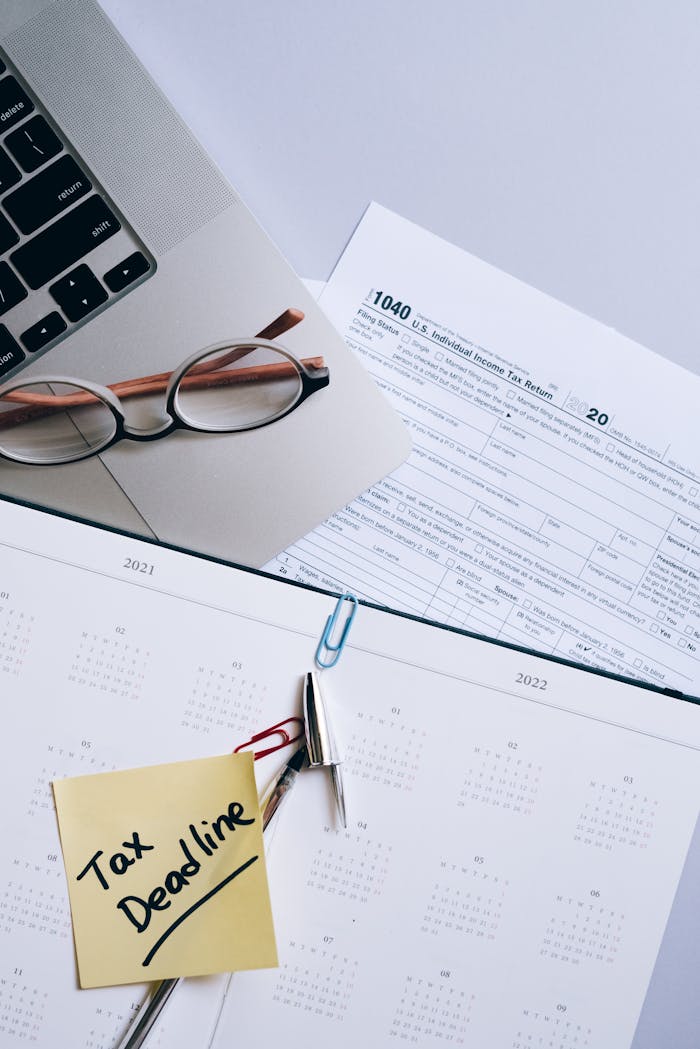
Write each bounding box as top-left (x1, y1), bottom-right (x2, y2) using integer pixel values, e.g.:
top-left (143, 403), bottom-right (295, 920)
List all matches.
top-left (49, 264), bottom-right (107, 322)
top-left (20, 311), bottom-right (67, 353)
top-left (103, 251), bottom-right (150, 293)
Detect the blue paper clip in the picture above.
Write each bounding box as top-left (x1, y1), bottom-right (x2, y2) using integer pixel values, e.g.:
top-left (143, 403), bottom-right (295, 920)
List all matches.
top-left (315, 592), bottom-right (358, 669)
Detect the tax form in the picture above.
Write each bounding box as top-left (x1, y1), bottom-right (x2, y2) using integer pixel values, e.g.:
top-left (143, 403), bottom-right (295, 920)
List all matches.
top-left (267, 204), bottom-right (700, 695)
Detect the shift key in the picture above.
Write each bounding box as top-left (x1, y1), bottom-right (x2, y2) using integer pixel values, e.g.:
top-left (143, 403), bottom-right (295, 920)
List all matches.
top-left (10, 195), bottom-right (121, 290)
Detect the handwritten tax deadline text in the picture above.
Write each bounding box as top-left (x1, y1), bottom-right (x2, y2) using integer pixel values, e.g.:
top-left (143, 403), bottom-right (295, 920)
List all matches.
top-left (53, 753), bottom-right (277, 988)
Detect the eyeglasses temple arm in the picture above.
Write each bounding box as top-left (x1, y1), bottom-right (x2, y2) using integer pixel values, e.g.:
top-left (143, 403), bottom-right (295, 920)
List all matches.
top-left (258, 308), bottom-right (305, 341)
top-left (110, 357), bottom-right (325, 399)
top-left (183, 308), bottom-right (307, 378)
top-left (110, 307), bottom-right (308, 390)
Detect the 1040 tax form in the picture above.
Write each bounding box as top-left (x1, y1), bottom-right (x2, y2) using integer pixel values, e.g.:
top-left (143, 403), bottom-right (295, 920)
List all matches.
top-left (267, 204), bottom-right (700, 695)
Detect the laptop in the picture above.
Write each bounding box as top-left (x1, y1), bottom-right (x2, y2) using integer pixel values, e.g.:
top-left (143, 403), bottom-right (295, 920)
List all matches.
top-left (0, 0), bottom-right (411, 566)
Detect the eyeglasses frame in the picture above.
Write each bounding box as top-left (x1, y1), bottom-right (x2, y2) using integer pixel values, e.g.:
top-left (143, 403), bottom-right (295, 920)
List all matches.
top-left (0, 336), bottom-right (330, 466)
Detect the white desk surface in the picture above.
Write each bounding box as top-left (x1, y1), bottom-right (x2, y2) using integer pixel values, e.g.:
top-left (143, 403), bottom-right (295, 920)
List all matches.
top-left (96, 5), bottom-right (700, 1047)
top-left (103, 0), bottom-right (700, 376)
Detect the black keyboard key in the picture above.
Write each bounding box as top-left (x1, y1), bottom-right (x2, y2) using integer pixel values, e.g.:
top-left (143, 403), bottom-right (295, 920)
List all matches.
top-left (50, 264), bottom-right (107, 322)
top-left (5, 115), bottom-right (62, 174)
top-left (0, 76), bottom-right (34, 133)
top-left (0, 324), bottom-right (24, 377)
top-left (104, 251), bottom-right (150, 293)
top-left (0, 212), bottom-right (18, 254)
top-left (0, 147), bottom-right (20, 193)
top-left (20, 311), bottom-right (67, 353)
top-left (0, 261), bottom-right (26, 316)
top-left (10, 195), bottom-right (120, 290)
top-left (3, 155), bottom-right (91, 235)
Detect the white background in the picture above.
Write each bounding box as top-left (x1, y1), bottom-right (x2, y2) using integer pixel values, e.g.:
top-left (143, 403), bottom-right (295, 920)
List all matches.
top-left (102, 0), bottom-right (700, 374)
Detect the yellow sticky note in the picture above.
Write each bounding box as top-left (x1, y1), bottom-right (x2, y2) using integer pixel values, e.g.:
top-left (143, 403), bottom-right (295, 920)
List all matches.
top-left (53, 753), bottom-right (277, 988)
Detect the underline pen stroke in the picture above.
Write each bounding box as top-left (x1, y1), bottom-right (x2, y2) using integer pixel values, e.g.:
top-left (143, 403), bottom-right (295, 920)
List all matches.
top-left (142, 854), bottom-right (259, 967)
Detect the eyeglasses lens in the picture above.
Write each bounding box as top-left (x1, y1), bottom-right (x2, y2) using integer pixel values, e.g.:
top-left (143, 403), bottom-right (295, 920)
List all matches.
top-left (174, 344), bottom-right (303, 430)
top-left (0, 382), bottom-right (116, 464)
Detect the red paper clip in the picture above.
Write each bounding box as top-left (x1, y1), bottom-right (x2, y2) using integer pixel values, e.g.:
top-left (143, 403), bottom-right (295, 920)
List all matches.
top-left (234, 717), bottom-right (304, 760)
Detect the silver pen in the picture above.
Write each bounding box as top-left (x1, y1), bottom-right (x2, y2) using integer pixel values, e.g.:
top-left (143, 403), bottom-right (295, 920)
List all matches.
top-left (303, 670), bottom-right (346, 827)
top-left (115, 742), bottom-right (308, 1049)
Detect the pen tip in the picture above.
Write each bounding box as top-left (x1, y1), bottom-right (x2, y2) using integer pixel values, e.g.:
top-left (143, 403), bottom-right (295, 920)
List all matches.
top-left (288, 744), bottom-right (307, 772)
top-left (331, 765), bottom-right (347, 828)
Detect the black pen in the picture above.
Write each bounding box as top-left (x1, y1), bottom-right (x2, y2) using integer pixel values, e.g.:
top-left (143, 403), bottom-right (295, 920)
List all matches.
top-left (116, 743), bottom-right (308, 1049)
top-left (258, 740), bottom-right (308, 830)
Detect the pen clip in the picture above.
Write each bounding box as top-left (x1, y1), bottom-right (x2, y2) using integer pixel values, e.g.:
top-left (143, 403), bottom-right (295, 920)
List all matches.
top-left (233, 717), bottom-right (304, 760)
top-left (315, 592), bottom-right (358, 669)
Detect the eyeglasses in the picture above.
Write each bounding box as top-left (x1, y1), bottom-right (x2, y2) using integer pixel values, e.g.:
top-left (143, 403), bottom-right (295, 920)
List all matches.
top-left (0, 308), bottom-right (329, 465)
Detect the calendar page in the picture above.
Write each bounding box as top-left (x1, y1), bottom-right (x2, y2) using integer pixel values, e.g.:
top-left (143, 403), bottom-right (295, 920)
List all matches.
top-left (215, 630), bottom-right (700, 1048)
top-left (0, 498), bottom-right (697, 1049)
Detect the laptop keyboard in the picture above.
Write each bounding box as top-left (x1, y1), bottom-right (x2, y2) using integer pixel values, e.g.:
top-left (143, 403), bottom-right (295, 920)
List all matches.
top-left (0, 52), bottom-right (153, 381)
